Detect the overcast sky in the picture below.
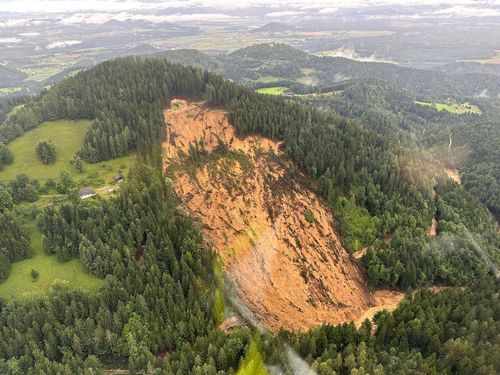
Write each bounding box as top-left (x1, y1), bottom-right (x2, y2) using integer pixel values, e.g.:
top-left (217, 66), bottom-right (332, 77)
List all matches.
top-left (1, 0), bottom-right (499, 13)
top-left (0, 0), bottom-right (499, 29)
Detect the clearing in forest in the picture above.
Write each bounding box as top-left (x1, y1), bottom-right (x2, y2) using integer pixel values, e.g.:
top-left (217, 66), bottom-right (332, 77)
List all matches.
top-left (163, 99), bottom-right (403, 332)
top-left (0, 119), bottom-right (135, 186)
top-left (255, 86), bottom-right (288, 95)
top-left (0, 220), bottom-right (102, 298)
top-left (415, 100), bottom-right (482, 115)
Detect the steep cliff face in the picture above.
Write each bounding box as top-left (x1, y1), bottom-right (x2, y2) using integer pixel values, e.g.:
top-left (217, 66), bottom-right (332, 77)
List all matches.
top-left (163, 100), bottom-right (398, 332)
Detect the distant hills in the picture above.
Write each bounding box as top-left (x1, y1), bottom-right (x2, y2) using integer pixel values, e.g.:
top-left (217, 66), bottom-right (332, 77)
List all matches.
top-left (0, 65), bottom-right (27, 87)
top-left (250, 22), bottom-right (296, 33)
top-left (152, 43), bottom-right (500, 98)
top-left (4, 42), bottom-right (500, 99)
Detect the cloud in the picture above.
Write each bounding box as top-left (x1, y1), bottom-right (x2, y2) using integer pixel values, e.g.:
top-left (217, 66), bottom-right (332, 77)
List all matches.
top-left (318, 47), bottom-right (396, 64)
top-left (432, 6), bottom-right (500, 17)
top-left (19, 32), bottom-right (40, 36)
top-left (0, 37), bottom-right (22, 44)
top-left (1, 0), bottom-right (499, 24)
top-left (2, 0), bottom-right (496, 14)
top-left (0, 18), bottom-right (33, 28)
top-left (266, 11), bottom-right (305, 18)
top-left (58, 11), bottom-right (235, 25)
top-left (317, 7), bottom-right (338, 14)
top-left (46, 40), bottom-right (82, 49)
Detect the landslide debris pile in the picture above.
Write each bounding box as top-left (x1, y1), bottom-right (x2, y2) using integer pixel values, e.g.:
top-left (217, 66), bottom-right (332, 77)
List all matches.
top-left (163, 99), bottom-right (399, 332)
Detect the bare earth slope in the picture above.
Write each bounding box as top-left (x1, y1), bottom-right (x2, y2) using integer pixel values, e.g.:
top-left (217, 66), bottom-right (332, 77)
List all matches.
top-left (164, 100), bottom-right (402, 332)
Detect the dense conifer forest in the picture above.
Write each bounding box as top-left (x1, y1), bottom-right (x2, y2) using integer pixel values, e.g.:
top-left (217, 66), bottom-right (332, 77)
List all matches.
top-left (0, 56), bottom-right (498, 374)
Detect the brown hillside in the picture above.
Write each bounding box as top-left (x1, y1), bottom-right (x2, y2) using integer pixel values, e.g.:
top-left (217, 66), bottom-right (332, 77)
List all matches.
top-left (163, 99), bottom-right (402, 332)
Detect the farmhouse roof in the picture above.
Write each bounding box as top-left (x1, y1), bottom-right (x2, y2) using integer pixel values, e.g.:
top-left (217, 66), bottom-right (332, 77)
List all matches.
top-left (79, 187), bottom-right (95, 196)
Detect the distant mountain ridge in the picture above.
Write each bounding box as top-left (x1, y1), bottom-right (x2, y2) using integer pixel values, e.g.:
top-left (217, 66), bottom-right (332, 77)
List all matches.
top-left (0, 65), bottom-right (27, 87)
top-left (154, 43), bottom-right (500, 98)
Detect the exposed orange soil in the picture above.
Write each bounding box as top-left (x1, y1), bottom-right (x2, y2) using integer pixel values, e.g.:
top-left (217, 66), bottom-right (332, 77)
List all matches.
top-left (428, 218), bottom-right (438, 237)
top-left (352, 246), bottom-right (370, 260)
top-left (444, 168), bottom-right (461, 185)
top-left (353, 290), bottom-right (404, 328)
top-left (163, 100), bottom-right (404, 332)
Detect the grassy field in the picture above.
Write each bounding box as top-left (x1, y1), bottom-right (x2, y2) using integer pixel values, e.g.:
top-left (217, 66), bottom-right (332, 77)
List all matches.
top-left (255, 86), bottom-right (288, 95)
top-left (21, 66), bottom-right (62, 82)
top-left (415, 100), bottom-right (482, 115)
top-left (0, 119), bottom-right (136, 186)
top-left (0, 87), bottom-right (22, 93)
top-left (0, 221), bottom-right (102, 298)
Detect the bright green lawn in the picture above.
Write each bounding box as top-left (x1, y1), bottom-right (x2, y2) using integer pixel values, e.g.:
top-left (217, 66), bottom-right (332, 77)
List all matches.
top-left (415, 100), bottom-right (482, 115)
top-left (0, 119), bottom-right (136, 186)
top-left (0, 87), bottom-right (22, 93)
top-left (0, 221), bottom-right (102, 298)
top-left (255, 86), bottom-right (288, 95)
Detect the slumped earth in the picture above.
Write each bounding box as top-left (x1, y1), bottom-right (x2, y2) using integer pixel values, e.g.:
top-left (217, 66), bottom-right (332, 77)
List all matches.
top-left (163, 99), bottom-right (403, 332)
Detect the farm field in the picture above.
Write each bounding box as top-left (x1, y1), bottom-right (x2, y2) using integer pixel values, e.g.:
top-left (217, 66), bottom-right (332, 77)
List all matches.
top-left (255, 86), bottom-right (288, 95)
top-left (21, 65), bottom-right (63, 82)
top-left (0, 221), bottom-right (102, 298)
top-left (0, 119), bottom-right (135, 186)
top-left (415, 100), bottom-right (482, 115)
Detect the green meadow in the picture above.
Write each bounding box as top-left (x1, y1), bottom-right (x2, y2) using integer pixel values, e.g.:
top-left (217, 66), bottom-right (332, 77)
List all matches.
top-left (0, 87), bottom-right (22, 93)
top-left (415, 100), bottom-right (482, 115)
top-left (0, 119), bottom-right (135, 186)
top-left (0, 119), bottom-right (136, 298)
top-left (255, 86), bottom-right (288, 95)
top-left (0, 221), bottom-right (102, 298)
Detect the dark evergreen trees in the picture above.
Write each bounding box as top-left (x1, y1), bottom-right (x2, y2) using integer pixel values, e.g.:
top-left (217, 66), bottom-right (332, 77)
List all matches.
top-left (0, 142), bottom-right (13, 171)
top-left (36, 140), bottom-right (56, 164)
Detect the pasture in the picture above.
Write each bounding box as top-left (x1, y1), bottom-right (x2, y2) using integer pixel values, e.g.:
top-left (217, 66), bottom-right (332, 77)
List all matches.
top-left (0, 119), bottom-right (135, 186)
top-left (255, 86), bottom-right (288, 95)
top-left (0, 221), bottom-right (102, 298)
top-left (415, 100), bottom-right (482, 115)
top-left (0, 87), bottom-right (22, 93)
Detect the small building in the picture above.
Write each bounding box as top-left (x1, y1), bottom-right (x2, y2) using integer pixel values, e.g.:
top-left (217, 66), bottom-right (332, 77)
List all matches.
top-left (79, 187), bottom-right (95, 199)
top-left (282, 90), bottom-right (294, 97)
top-left (112, 174), bottom-right (124, 184)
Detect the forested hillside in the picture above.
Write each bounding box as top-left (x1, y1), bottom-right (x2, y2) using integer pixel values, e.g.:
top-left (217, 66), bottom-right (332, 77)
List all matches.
top-left (0, 56), bottom-right (498, 374)
top-left (156, 43), bottom-right (500, 97)
top-left (0, 58), bottom-right (221, 162)
top-left (295, 77), bottom-right (500, 219)
top-left (0, 65), bottom-right (27, 88)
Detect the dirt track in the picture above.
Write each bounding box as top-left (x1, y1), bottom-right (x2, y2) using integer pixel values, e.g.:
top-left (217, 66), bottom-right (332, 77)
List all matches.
top-left (163, 100), bottom-right (404, 332)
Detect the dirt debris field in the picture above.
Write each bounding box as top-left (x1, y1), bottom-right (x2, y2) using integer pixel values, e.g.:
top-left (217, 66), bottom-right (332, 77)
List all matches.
top-left (444, 168), bottom-right (461, 185)
top-left (163, 99), bottom-right (404, 332)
